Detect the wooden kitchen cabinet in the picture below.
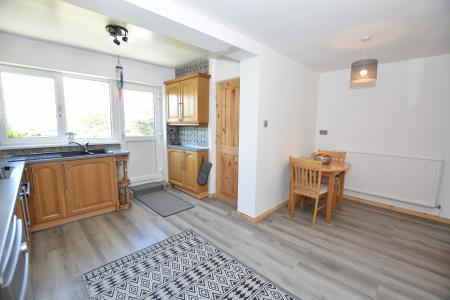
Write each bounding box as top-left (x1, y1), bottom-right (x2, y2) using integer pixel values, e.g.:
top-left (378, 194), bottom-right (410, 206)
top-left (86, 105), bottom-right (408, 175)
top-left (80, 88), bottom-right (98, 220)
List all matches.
top-left (166, 83), bottom-right (180, 123)
top-left (168, 148), bottom-right (184, 186)
top-left (65, 157), bottom-right (117, 216)
top-left (167, 148), bottom-right (208, 199)
top-left (164, 73), bottom-right (210, 125)
top-left (29, 162), bottom-right (67, 224)
top-left (28, 157), bottom-right (120, 232)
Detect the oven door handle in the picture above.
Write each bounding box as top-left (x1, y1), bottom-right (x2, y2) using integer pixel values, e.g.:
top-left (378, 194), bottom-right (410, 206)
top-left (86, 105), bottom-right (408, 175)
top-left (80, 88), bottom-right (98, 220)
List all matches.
top-left (18, 250), bottom-right (30, 300)
top-left (0, 219), bottom-right (22, 287)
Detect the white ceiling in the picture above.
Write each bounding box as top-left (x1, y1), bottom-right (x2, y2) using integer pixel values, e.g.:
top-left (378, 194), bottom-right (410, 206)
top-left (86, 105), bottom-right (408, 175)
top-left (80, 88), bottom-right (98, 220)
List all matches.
top-left (172, 0), bottom-right (450, 72)
top-left (0, 0), bottom-right (210, 68)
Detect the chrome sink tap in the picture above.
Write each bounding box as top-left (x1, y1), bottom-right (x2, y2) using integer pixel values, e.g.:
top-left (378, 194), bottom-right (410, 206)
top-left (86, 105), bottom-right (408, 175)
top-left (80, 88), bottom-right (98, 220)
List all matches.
top-left (69, 141), bottom-right (91, 154)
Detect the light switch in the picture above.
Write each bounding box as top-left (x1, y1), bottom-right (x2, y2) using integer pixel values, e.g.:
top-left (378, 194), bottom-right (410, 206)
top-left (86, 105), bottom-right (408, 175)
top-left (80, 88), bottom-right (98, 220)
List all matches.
top-left (263, 120), bottom-right (268, 127)
top-left (319, 130), bottom-right (328, 135)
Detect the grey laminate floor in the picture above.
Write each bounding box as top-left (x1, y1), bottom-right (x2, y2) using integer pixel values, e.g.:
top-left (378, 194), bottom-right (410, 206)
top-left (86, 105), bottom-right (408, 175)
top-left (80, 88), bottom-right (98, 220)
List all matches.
top-left (31, 189), bottom-right (450, 300)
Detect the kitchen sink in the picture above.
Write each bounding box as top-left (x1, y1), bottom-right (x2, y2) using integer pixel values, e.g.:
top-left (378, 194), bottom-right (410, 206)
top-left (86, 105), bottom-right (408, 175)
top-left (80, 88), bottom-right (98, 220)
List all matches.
top-left (60, 149), bottom-right (109, 157)
top-left (0, 166), bottom-right (14, 179)
top-left (9, 149), bottom-right (110, 162)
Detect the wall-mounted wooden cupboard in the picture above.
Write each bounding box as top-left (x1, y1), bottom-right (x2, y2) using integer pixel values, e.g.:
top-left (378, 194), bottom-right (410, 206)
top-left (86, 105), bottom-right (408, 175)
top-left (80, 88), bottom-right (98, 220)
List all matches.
top-left (165, 73), bottom-right (210, 125)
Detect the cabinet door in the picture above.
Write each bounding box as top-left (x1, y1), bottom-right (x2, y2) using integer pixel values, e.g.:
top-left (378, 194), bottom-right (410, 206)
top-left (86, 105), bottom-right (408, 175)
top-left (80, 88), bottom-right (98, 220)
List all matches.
top-left (183, 151), bottom-right (198, 192)
top-left (180, 79), bottom-right (197, 122)
top-left (168, 149), bottom-right (184, 186)
top-left (30, 162), bottom-right (67, 224)
top-left (65, 157), bottom-right (117, 216)
top-left (166, 83), bottom-right (180, 122)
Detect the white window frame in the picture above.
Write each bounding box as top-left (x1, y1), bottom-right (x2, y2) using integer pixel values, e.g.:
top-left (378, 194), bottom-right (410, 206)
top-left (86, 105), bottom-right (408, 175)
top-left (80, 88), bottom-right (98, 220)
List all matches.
top-left (0, 64), bottom-right (123, 146)
top-left (0, 65), bottom-right (66, 145)
top-left (119, 82), bottom-right (162, 143)
top-left (61, 73), bottom-right (117, 143)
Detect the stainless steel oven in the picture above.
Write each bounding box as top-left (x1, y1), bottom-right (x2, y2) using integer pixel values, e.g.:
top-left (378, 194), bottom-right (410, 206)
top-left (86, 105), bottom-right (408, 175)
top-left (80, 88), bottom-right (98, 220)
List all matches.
top-left (0, 198), bottom-right (32, 299)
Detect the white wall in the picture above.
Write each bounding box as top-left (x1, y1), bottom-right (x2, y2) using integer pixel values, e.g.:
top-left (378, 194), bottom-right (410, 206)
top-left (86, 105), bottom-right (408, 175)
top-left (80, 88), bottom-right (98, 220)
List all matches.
top-left (315, 54), bottom-right (450, 218)
top-left (251, 52), bottom-right (319, 216)
top-left (0, 32), bottom-right (174, 184)
top-left (207, 58), bottom-right (240, 195)
top-left (0, 33), bottom-right (174, 85)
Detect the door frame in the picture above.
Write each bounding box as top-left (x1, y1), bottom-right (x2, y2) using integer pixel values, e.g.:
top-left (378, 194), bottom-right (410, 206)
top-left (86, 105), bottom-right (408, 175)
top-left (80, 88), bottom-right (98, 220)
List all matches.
top-left (117, 82), bottom-right (164, 185)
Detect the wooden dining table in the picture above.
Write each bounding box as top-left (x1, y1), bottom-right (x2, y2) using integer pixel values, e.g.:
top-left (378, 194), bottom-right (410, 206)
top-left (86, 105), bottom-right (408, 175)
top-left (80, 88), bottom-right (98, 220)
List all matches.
top-left (320, 160), bottom-right (351, 224)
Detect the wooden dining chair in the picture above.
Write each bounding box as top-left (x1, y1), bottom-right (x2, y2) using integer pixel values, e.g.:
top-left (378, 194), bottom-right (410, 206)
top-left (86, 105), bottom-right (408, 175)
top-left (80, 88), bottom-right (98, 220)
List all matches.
top-left (318, 149), bottom-right (346, 208)
top-left (289, 157), bottom-right (328, 224)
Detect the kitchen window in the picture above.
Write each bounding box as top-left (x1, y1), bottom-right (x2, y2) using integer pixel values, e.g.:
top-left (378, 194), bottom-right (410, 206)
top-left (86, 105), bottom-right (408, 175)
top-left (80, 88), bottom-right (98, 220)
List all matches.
top-left (63, 77), bottom-right (112, 139)
top-left (0, 71), bottom-right (59, 141)
top-left (0, 65), bottom-right (161, 146)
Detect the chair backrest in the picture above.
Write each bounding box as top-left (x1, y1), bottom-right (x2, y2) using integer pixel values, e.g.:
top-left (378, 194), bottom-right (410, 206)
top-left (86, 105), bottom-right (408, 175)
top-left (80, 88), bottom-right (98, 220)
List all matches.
top-left (289, 157), bottom-right (323, 198)
top-left (318, 149), bottom-right (346, 162)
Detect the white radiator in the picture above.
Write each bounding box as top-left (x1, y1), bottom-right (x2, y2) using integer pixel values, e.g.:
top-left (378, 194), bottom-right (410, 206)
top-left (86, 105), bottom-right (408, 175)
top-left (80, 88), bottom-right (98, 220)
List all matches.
top-left (344, 151), bottom-right (443, 208)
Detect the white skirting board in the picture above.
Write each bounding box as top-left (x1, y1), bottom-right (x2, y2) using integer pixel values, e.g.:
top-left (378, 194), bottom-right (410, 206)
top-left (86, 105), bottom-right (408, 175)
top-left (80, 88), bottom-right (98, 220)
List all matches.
top-left (344, 151), bottom-right (443, 208)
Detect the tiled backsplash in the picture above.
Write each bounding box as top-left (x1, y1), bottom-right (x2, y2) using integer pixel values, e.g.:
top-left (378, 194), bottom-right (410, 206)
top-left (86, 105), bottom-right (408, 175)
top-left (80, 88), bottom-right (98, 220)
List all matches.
top-left (167, 127), bottom-right (209, 147)
top-left (0, 143), bottom-right (121, 157)
top-left (175, 60), bottom-right (209, 78)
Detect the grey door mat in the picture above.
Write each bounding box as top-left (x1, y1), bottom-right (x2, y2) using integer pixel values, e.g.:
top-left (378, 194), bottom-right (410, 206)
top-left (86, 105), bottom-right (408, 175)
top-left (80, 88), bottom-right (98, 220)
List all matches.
top-left (134, 190), bottom-right (194, 217)
top-left (131, 182), bottom-right (164, 196)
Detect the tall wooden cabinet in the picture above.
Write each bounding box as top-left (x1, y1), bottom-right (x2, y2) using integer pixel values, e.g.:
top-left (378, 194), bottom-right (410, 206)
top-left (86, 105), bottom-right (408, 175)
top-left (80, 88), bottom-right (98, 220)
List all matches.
top-left (164, 73), bottom-right (210, 125)
top-left (167, 148), bottom-right (208, 199)
top-left (216, 78), bottom-right (240, 203)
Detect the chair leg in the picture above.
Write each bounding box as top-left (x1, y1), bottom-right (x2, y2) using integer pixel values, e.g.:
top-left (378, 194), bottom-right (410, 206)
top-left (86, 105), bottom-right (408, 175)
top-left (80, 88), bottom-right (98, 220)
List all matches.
top-left (312, 196), bottom-right (320, 225)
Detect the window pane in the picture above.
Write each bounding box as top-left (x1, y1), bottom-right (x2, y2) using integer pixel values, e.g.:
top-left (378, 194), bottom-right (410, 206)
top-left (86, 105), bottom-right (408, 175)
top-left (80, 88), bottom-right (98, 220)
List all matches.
top-left (123, 89), bottom-right (155, 136)
top-left (63, 77), bottom-right (111, 138)
top-left (1, 72), bottom-right (58, 138)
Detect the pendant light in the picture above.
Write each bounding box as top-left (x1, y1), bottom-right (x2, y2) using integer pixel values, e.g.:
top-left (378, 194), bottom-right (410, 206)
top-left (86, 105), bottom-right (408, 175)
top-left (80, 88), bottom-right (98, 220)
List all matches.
top-left (350, 36), bottom-right (378, 84)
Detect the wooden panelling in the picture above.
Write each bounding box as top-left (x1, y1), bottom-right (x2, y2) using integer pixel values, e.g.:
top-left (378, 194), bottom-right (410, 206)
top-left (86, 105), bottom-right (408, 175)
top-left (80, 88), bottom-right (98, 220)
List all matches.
top-left (216, 78), bottom-right (240, 203)
top-left (65, 157), bottom-right (117, 216)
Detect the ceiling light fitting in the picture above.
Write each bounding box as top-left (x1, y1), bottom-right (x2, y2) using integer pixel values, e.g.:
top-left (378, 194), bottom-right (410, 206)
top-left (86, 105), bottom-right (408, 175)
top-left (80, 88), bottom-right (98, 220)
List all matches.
top-left (350, 36), bottom-right (378, 84)
top-left (106, 24), bottom-right (129, 46)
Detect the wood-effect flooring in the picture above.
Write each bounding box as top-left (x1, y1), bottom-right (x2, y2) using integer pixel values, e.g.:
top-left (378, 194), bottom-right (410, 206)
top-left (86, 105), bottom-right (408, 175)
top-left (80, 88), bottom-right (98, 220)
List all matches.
top-left (31, 189), bottom-right (450, 300)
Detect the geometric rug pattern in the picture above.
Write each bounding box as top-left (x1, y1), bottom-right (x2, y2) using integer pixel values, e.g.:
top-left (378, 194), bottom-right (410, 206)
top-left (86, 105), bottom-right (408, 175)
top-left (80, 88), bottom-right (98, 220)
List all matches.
top-left (80, 230), bottom-right (299, 300)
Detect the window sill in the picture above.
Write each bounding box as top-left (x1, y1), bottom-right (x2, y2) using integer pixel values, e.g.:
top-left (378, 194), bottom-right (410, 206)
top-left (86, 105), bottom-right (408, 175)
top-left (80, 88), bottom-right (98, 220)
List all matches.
top-left (0, 140), bottom-right (122, 151)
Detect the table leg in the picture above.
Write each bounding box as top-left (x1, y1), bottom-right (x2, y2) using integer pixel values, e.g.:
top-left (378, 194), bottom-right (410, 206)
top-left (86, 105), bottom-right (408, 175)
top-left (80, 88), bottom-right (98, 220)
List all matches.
top-left (338, 172), bottom-right (346, 208)
top-left (326, 174), bottom-right (335, 224)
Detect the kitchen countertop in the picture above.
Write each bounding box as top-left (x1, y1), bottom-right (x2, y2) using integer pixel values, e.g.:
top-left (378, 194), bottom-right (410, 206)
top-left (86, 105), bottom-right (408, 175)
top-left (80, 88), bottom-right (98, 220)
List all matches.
top-left (11, 149), bottom-right (129, 164)
top-left (0, 149), bottom-right (129, 260)
top-left (167, 145), bottom-right (209, 152)
top-left (0, 159), bottom-right (25, 261)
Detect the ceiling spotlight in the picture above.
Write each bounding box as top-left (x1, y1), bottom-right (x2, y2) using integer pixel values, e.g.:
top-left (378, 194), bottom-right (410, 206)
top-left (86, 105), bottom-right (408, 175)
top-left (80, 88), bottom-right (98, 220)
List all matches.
top-left (106, 24), bottom-right (129, 46)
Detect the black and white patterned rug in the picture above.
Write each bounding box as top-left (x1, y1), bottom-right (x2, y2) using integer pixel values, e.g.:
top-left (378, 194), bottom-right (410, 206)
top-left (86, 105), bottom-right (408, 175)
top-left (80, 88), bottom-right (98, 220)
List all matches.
top-left (80, 230), bottom-right (299, 300)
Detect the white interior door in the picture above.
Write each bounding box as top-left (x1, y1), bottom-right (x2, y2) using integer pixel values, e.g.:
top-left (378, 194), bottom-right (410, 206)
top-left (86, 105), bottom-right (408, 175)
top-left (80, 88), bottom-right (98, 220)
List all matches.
top-left (120, 83), bottom-right (163, 186)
